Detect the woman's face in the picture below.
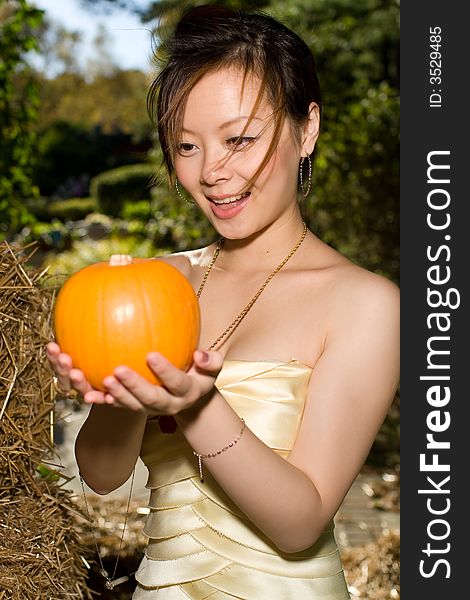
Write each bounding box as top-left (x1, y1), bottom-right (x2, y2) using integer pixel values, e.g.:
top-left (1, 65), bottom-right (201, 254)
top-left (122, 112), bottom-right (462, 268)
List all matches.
top-left (174, 67), bottom-right (316, 240)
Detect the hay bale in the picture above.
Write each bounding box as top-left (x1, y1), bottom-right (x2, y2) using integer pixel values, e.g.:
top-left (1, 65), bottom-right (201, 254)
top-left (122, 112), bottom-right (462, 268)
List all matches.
top-left (0, 242), bottom-right (92, 599)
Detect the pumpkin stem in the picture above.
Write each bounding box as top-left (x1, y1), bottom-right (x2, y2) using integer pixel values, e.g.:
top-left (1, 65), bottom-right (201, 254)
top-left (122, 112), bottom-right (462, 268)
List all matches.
top-left (109, 254), bottom-right (133, 266)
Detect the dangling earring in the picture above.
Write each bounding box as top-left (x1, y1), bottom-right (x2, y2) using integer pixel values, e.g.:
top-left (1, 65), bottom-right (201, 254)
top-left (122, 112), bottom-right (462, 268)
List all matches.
top-left (175, 178), bottom-right (194, 204)
top-left (299, 155), bottom-right (312, 197)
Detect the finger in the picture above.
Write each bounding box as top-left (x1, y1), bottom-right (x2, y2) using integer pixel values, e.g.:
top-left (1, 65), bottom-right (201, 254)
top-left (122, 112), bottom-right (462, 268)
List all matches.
top-left (193, 349), bottom-right (224, 374)
top-left (113, 365), bottom-right (176, 413)
top-left (146, 353), bottom-right (193, 397)
top-left (46, 341), bottom-right (61, 357)
top-left (46, 342), bottom-right (65, 374)
top-left (69, 368), bottom-right (93, 396)
top-left (102, 374), bottom-right (150, 412)
top-left (47, 344), bottom-right (74, 391)
top-left (83, 389), bottom-right (109, 405)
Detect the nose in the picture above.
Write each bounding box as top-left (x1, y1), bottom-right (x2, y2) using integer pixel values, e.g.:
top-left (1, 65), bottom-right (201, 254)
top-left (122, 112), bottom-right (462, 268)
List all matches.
top-left (200, 151), bottom-right (231, 186)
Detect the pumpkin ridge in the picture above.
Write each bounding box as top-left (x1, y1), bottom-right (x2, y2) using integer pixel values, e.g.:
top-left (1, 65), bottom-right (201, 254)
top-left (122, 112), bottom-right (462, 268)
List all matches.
top-left (138, 266), bottom-right (157, 384)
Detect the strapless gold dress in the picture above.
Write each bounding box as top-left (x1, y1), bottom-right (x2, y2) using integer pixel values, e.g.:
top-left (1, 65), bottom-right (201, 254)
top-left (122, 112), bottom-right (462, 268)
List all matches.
top-left (133, 360), bottom-right (350, 599)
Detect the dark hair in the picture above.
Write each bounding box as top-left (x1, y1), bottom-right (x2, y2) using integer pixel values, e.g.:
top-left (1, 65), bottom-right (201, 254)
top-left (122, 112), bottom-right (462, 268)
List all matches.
top-left (148, 5), bottom-right (322, 186)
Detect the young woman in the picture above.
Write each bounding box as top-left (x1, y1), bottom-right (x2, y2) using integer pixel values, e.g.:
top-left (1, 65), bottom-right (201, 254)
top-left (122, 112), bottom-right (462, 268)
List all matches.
top-left (47, 6), bottom-right (399, 599)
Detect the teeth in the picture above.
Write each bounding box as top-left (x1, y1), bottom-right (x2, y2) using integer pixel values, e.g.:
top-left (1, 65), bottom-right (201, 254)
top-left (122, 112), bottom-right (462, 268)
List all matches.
top-left (211, 192), bottom-right (249, 205)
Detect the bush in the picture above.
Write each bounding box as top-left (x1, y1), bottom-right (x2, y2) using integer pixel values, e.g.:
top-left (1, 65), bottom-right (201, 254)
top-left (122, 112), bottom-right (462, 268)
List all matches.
top-left (47, 197), bottom-right (97, 221)
top-left (44, 237), bottom-right (162, 278)
top-left (90, 164), bottom-right (156, 218)
top-left (24, 197), bottom-right (97, 222)
top-left (121, 199), bottom-right (154, 221)
top-left (24, 197), bottom-right (49, 221)
top-left (148, 186), bottom-right (217, 251)
top-left (16, 220), bottom-right (73, 252)
top-left (33, 121), bottom-right (150, 198)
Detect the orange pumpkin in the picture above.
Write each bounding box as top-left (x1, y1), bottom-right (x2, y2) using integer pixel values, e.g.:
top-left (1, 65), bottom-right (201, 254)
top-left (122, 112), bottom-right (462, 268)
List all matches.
top-left (53, 257), bottom-right (200, 391)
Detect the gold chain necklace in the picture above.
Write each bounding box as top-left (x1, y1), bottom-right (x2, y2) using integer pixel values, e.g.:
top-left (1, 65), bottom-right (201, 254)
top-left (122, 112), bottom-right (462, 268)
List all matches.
top-left (79, 469), bottom-right (136, 590)
top-left (197, 222), bottom-right (307, 350)
top-left (77, 223), bottom-right (306, 591)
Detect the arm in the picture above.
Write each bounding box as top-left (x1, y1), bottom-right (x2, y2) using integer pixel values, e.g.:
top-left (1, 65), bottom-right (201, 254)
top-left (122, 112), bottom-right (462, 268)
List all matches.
top-left (74, 405), bottom-right (147, 494)
top-left (46, 342), bottom-right (147, 494)
top-left (101, 274), bottom-right (399, 553)
top-left (177, 277), bottom-right (399, 552)
top-left (47, 253), bottom-right (203, 494)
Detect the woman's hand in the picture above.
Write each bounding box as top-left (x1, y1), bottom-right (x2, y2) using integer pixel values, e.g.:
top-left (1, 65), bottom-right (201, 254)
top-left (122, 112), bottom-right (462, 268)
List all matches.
top-left (46, 341), bottom-right (102, 399)
top-left (83, 350), bottom-right (224, 417)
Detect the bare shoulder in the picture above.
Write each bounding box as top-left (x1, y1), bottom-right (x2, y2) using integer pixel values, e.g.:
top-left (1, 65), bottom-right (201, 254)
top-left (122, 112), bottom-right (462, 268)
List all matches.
top-left (303, 238), bottom-right (399, 312)
top-left (154, 247), bottom-right (207, 280)
top-left (334, 260), bottom-right (398, 310)
top-left (323, 255), bottom-right (400, 339)
top-left (301, 237), bottom-right (399, 331)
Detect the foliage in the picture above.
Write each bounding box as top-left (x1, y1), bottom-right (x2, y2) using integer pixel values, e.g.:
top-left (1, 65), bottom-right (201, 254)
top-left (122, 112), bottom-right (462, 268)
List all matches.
top-left (149, 185), bottom-right (217, 251)
top-left (308, 80), bottom-right (399, 280)
top-left (90, 163), bottom-right (156, 217)
top-left (16, 219), bottom-right (73, 251)
top-left (145, 0), bottom-right (399, 281)
top-left (272, 0), bottom-right (400, 282)
top-left (0, 0), bottom-right (43, 234)
top-left (47, 197), bottom-right (98, 221)
top-left (34, 0), bottom-right (399, 282)
top-left (34, 15), bottom-right (82, 75)
top-left (29, 21), bottom-right (152, 199)
top-left (32, 120), bottom-right (149, 197)
top-left (36, 69), bottom-right (152, 140)
top-left (24, 195), bottom-right (97, 221)
top-left (33, 121), bottom-right (104, 196)
top-left (23, 196), bottom-right (50, 221)
top-left (121, 198), bottom-right (154, 221)
top-left (44, 236), bottom-right (161, 277)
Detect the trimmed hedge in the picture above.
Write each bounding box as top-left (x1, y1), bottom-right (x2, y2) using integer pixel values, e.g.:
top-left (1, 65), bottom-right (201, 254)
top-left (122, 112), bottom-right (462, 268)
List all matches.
top-left (90, 164), bottom-right (156, 217)
top-left (24, 197), bottom-right (97, 222)
top-left (121, 199), bottom-right (153, 221)
top-left (47, 197), bottom-right (97, 221)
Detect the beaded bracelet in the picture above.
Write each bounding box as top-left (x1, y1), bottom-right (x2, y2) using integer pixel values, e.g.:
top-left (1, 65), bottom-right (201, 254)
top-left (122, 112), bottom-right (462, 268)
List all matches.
top-left (193, 418), bottom-right (246, 483)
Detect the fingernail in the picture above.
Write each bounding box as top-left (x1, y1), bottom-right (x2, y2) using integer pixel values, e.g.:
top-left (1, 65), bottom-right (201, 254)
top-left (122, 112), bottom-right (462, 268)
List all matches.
top-left (197, 350), bottom-right (209, 363)
top-left (103, 376), bottom-right (116, 388)
top-left (114, 366), bottom-right (128, 379)
top-left (147, 352), bottom-right (160, 366)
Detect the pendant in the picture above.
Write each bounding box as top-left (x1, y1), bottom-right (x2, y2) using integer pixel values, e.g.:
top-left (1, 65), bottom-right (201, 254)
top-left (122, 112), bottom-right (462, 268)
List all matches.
top-left (105, 575), bottom-right (129, 590)
top-left (158, 415), bottom-right (178, 433)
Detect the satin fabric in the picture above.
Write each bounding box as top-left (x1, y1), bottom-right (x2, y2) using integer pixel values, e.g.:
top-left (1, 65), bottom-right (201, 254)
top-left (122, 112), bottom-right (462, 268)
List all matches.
top-left (133, 360), bottom-right (350, 599)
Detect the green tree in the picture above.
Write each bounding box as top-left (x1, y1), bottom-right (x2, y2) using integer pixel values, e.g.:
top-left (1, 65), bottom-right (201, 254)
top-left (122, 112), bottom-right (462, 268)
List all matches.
top-left (34, 16), bottom-right (82, 75)
top-left (0, 0), bottom-right (43, 235)
top-left (31, 68), bottom-right (152, 197)
top-left (36, 69), bottom-right (151, 140)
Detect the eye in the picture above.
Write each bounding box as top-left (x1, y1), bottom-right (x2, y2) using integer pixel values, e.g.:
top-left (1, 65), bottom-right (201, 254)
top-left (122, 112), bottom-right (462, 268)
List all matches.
top-left (226, 136), bottom-right (257, 150)
top-left (178, 142), bottom-right (197, 155)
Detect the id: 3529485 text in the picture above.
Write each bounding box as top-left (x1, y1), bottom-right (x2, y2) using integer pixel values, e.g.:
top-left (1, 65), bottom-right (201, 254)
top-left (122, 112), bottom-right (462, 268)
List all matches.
top-left (429, 26), bottom-right (443, 108)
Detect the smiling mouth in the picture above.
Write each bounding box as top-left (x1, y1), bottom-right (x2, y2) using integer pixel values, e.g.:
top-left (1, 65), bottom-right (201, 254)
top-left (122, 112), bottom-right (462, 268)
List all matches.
top-left (208, 191), bottom-right (251, 205)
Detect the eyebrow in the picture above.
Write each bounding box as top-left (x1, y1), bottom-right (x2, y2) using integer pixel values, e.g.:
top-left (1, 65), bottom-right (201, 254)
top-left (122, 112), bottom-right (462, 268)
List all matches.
top-left (182, 116), bottom-right (264, 135)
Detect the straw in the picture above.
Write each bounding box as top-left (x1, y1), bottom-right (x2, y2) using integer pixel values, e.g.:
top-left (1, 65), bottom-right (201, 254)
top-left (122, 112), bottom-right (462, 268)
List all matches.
top-left (0, 242), bottom-right (92, 599)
